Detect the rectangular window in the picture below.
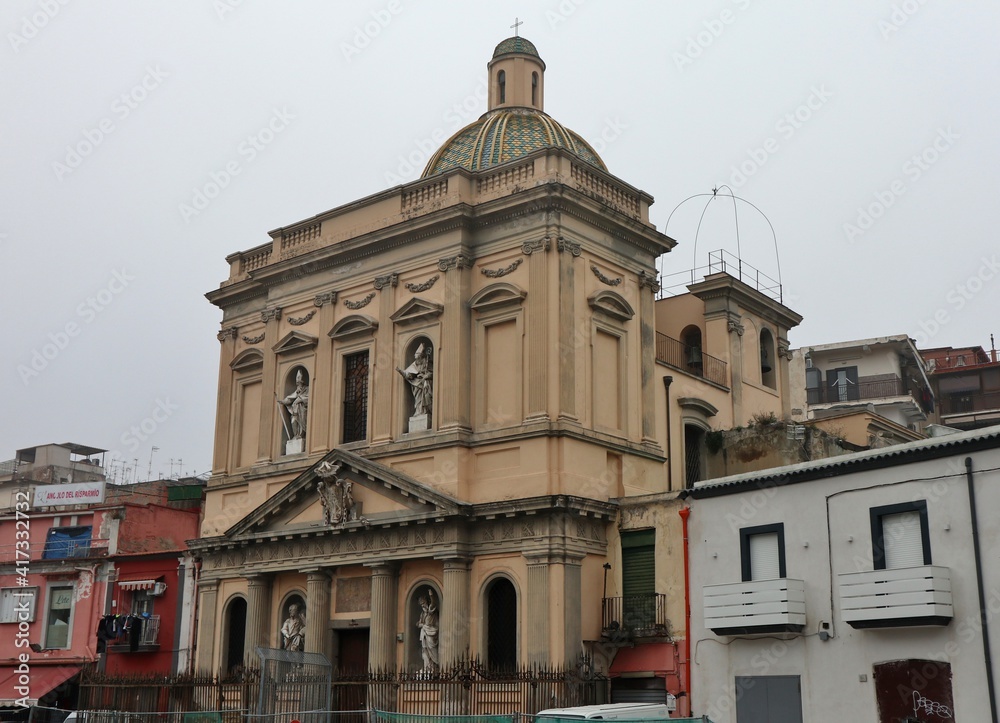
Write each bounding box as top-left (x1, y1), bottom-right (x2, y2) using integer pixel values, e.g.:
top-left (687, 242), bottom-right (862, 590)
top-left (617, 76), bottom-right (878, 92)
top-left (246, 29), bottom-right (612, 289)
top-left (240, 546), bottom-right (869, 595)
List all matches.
top-left (44, 585), bottom-right (74, 649)
top-left (871, 501), bottom-right (930, 570)
top-left (0, 587), bottom-right (38, 623)
top-left (131, 590), bottom-right (154, 616)
top-left (621, 530), bottom-right (656, 631)
top-left (826, 366), bottom-right (859, 402)
top-left (342, 351), bottom-right (370, 443)
top-left (740, 523), bottom-right (786, 582)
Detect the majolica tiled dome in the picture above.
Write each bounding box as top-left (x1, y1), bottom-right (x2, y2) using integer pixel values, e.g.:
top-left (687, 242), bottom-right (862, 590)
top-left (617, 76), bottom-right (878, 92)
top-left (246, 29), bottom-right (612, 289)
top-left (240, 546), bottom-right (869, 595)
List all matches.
top-left (422, 110), bottom-right (607, 177)
top-left (492, 36), bottom-right (540, 59)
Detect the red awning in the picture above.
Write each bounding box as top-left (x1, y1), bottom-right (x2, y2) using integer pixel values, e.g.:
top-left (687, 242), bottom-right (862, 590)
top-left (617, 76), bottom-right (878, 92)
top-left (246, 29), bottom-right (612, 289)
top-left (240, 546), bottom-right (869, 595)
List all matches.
top-left (609, 642), bottom-right (679, 678)
top-left (0, 664), bottom-right (80, 704)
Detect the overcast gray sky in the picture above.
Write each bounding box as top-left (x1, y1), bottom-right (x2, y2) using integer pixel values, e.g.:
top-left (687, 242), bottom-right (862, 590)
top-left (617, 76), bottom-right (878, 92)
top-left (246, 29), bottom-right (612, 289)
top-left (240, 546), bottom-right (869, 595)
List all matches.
top-left (2, 1), bottom-right (997, 480)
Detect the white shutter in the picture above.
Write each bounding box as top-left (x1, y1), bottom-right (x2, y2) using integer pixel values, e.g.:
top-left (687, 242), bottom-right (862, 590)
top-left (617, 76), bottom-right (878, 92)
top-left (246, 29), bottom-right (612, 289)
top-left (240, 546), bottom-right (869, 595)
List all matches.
top-left (882, 511), bottom-right (925, 568)
top-left (749, 532), bottom-right (781, 581)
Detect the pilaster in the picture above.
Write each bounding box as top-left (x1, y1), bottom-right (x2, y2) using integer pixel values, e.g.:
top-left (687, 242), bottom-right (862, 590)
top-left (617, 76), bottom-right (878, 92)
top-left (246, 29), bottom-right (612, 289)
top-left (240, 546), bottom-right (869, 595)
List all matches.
top-left (372, 277), bottom-right (397, 444)
top-left (312, 293), bottom-right (337, 449)
top-left (526, 556), bottom-right (551, 665)
top-left (557, 237), bottom-right (579, 421)
top-left (639, 279), bottom-right (658, 444)
top-left (525, 238), bottom-right (550, 420)
top-left (257, 307), bottom-right (282, 462)
top-left (562, 556), bottom-right (583, 666)
top-left (194, 579), bottom-right (219, 673)
top-left (213, 327), bottom-right (238, 474)
top-left (440, 557), bottom-right (471, 666)
top-left (439, 252), bottom-right (473, 432)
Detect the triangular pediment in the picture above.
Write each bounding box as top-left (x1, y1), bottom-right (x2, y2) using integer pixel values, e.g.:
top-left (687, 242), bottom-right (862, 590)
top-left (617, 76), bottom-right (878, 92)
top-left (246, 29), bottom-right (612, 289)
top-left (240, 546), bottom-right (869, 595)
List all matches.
top-left (328, 314), bottom-right (378, 340)
top-left (588, 290), bottom-right (634, 322)
top-left (223, 448), bottom-right (464, 540)
top-left (272, 330), bottom-right (318, 355)
top-left (390, 297), bottom-right (444, 325)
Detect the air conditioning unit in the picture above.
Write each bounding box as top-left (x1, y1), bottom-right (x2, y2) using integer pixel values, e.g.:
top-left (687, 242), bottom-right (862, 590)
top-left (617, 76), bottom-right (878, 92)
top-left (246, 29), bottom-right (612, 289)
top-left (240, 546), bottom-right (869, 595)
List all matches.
top-left (151, 582), bottom-right (167, 596)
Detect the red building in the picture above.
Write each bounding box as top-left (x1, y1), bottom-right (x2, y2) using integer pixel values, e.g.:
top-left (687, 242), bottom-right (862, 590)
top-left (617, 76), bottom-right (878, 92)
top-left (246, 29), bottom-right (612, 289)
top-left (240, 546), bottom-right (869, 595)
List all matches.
top-left (0, 444), bottom-right (203, 710)
top-left (922, 339), bottom-right (1000, 430)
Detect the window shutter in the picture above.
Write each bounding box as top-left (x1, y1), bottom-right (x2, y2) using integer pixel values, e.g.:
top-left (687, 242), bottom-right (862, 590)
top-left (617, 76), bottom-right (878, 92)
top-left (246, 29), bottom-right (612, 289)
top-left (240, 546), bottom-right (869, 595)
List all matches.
top-left (882, 511), bottom-right (925, 568)
top-left (749, 532), bottom-right (781, 581)
top-left (621, 530), bottom-right (655, 597)
top-left (846, 366), bottom-right (860, 401)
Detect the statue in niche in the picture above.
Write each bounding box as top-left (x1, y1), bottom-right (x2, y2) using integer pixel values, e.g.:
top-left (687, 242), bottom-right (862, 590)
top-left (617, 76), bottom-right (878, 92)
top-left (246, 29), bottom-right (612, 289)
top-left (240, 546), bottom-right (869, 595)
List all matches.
top-left (280, 601), bottom-right (306, 652)
top-left (397, 343), bottom-right (433, 421)
top-left (416, 587), bottom-right (439, 673)
top-left (315, 461), bottom-right (355, 526)
top-left (281, 369), bottom-right (310, 441)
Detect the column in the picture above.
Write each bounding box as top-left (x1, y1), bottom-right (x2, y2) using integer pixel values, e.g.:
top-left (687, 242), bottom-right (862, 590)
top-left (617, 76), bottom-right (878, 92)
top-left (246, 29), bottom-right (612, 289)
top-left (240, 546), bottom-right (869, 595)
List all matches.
top-left (440, 557), bottom-right (471, 666)
top-left (526, 556), bottom-right (551, 665)
top-left (244, 573), bottom-right (272, 666)
top-left (368, 562), bottom-right (399, 670)
top-left (195, 579), bottom-right (220, 673)
top-left (562, 556), bottom-right (583, 666)
top-left (305, 569), bottom-right (333, 658)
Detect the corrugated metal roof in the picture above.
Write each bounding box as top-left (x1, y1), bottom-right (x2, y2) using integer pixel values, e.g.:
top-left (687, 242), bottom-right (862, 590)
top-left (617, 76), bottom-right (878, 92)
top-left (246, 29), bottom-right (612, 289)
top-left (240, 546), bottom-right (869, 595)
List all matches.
top-left (684, 424), bottom-right (1000, 498)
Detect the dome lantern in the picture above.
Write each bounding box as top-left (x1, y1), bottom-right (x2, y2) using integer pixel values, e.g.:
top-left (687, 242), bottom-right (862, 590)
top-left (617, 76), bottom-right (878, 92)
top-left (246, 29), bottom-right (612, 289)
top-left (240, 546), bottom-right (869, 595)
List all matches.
top-left (488, 35), bottom-right (545, 112)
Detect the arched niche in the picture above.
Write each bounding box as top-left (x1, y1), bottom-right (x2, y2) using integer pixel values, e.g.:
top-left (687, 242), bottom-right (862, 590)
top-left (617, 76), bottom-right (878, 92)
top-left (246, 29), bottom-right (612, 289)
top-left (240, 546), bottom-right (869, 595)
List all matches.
top-left (405, 580), bottom-right (442, 672)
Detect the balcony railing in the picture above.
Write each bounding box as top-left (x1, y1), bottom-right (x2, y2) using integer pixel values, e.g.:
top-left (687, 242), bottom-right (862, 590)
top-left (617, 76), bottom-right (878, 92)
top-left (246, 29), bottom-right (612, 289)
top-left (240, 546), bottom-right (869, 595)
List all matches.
top-left (602, 593), bottom-right (670, 638)
top-left (0, 538), bottom-right (109, 563)
top-left (806, 374), bottom-right (910, 405)
top-left (656, 332), bottom-right (728, 387)
top-left (940, 390), bottom-right (1000, 416)
top-left (109, 615), bottom-right (161, 651)
top-left (703, 578), bottom-right (806, 635)
top-left (839, 566), bottom-right (953, 629)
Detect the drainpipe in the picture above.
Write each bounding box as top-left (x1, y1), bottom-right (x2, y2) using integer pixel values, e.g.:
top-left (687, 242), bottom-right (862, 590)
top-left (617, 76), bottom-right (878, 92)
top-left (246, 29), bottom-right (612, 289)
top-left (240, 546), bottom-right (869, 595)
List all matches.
top-left (678, 506), bottom-right (692, 717)
top-left (664, 377), bottom-right (674, 490)
top-left (965, 457), bottom-right (997, 721)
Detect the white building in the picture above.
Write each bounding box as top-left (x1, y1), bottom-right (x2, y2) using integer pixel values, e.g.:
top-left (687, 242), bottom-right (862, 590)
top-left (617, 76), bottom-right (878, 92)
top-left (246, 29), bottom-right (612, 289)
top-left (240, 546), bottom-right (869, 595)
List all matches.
top-left (681, 425), bottom-right (1000, 722)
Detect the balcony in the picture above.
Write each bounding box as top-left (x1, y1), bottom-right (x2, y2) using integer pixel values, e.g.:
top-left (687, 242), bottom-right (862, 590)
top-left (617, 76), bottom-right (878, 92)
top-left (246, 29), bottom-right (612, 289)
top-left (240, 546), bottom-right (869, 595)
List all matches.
top-left (656, 332), bottom-right (728, 387)
top-left (703, 578), bottom-right (806, 635)
top-left (839, 566), bottom-right (953, 629)
top-left (0, 538), bottom-right (109, 564)
top-left (940, 390), bottom-right (1000, 416)
top-left (109, 615), bottom-right (161, 652)
top-left (602, 594), bottom-right (670, 638)
top-left (807, 373), bottom-right (912, 405)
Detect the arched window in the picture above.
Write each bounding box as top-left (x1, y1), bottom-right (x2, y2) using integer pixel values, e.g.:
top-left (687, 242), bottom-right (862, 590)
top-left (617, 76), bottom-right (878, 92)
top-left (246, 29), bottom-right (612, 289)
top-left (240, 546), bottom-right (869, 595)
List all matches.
top-left (681, 325), bottom-right (703, 375)
top-left (485, 577), bottom-right (517, 670)
top-left (222, 596), bottom-right (247, 673)
top-left (531, 72), bottom-right (538, 106)
top-left (498, 70), bottom-right (506, 104)
top-left (760, 329), bottom-right (776, 389)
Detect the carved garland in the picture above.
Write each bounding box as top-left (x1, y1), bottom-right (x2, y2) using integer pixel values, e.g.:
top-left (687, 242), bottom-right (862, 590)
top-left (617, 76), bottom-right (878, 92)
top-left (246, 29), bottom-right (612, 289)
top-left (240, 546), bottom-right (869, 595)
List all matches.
top-left (481, 258), bottom-right (523, 278)
top-left (591, 264), bottom-right (622, 287)
top-left (344, 292), bottom-right (376, 310)
top-left (242, 333), bottom-right (265, 345)
top-left (286, 310), bottom-right (316, 326)
top-left (405, 275), bottom-right (439, 292)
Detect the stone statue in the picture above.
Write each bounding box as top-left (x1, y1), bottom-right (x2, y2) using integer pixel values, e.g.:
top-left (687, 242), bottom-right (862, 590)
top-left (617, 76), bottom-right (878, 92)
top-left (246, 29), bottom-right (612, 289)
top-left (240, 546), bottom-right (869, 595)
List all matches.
top-left (281, 369), bottom-right (309, 441)
top-left (316, 461), bottom-right (355, 526)
top-left (416, 587), bottom-right (439, 673)
top-left (280, 602), bottom-right (306, 652)
top-left (397, 344), bottom-right (433, 418)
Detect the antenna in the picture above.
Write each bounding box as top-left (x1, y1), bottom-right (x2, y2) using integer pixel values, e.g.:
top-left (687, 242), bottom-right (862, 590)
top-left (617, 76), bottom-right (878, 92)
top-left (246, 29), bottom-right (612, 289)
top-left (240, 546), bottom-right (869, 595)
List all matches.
top-left (146, 446), bottom-right (159, 482)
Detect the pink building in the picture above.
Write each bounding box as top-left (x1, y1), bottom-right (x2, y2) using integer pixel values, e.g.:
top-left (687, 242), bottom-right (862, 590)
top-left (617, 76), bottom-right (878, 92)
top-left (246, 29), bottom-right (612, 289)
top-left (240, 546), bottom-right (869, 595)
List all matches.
top-left (0, 444), bottom-right (202, 710)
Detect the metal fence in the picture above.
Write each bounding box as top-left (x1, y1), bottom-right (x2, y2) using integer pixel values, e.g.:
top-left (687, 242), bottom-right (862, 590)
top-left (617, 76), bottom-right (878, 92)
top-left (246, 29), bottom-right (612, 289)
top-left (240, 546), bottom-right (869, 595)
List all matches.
top-left (7, 710), bottom-right (715, 723)
top-left (78, 661), bottom-right (608, 718)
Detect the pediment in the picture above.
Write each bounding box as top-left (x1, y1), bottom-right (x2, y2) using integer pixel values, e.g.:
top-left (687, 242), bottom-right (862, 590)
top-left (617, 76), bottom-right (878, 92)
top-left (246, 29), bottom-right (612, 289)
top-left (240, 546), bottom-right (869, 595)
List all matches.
top-left (469, 282), bottom-right (526, 313)
top-left (272, 331), bottom-right (318, 355)
top-left (230, 348), bottom-right (264, 371)
top-left (390, 297), bottom-right (444, 325)
top-left (223, 448), bottom-right (464, 539)
top-left (328, 314), bottom-right (378, 340)
top-left (588, 290), bottom-right (634, 322)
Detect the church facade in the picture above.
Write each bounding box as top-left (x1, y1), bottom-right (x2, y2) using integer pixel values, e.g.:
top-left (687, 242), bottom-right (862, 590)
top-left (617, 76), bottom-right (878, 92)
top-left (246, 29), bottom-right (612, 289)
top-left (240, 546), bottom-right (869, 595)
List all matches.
top-left (191, 35), bottom-right (801, 705)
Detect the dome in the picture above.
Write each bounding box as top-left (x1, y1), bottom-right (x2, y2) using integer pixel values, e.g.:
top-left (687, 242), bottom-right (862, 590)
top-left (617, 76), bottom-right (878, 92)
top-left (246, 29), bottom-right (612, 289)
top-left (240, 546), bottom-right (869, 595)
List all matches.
top-left (422, 109), bottom-right (607, 177)
top-left (492, 36), bottom-right (540, 59)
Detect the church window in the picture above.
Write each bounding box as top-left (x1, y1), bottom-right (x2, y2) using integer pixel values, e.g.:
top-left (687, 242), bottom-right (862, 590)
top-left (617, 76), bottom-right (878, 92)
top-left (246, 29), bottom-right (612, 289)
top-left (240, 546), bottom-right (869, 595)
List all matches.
top-left (343, 351), bottom-right (370, 443)
top-left (498, 70), bottom-right (506, 104)
top-left (485, 577), bottom-right (517, 670)
top-left (684, 424), bottom-right (705, 487)
top-left (531, 72), bottom-right (538, 106)
top-left (760, 329), bottom-right (776, 389)
top-left (222, 596), bottom-right (247, 673)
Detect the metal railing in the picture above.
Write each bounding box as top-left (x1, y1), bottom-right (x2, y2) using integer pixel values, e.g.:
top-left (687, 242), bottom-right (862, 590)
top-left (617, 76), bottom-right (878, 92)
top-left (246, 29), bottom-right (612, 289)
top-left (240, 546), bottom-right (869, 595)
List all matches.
top-left (940, 390), bottom-right (1000, 416)
top-left (657, 249), bottom-right (783, 303)
top-left (0, 537), bottom-right (109, 563)
top-left (601, 593), bottom-right (670, 638)
top-left (806, 374), bottom-right (908, 405)
top-left (656, 333), bottom-right (728, 387)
